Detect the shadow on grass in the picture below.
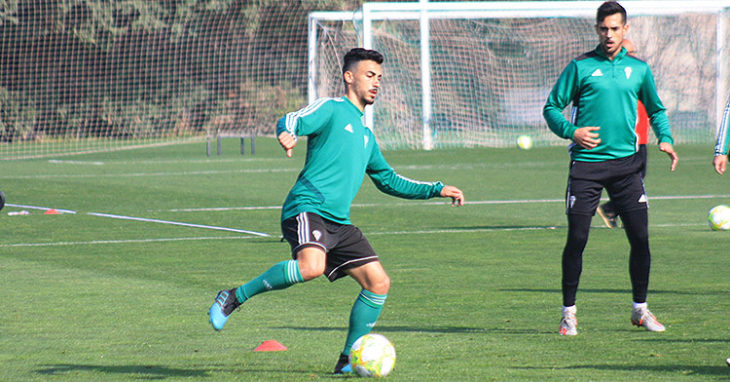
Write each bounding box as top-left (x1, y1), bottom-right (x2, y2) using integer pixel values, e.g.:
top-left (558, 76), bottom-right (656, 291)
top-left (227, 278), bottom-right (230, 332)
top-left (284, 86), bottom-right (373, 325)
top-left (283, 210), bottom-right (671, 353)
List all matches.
top-left (37, 364), bottom-right (211, 379)
top-left (271, 325), bottom-right (552, 335)
top-left (636, 338), bottom-right (730, 344)
top-left (515, 364), bottom-right (730, 377)
top-left (499, 288), bottom-right (726, 296)
top-left (443, 225), bottom-right (562, 231)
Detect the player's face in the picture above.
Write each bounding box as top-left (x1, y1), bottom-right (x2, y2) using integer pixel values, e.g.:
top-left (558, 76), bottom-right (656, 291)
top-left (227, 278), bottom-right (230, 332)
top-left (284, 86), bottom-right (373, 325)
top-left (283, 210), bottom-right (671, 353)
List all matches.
top-left (595, 13), bottom-right (628, 60)
top-left (345, 60), bottom-right (383, 110)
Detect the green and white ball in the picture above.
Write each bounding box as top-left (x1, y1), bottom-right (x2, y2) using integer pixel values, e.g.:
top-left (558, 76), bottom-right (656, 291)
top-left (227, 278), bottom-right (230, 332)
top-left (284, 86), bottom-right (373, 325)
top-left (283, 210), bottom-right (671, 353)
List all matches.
top-left (517, 135), bottom-right (533, 150)
top-left (707, 205), bottom-right (730, 231)
top-left (349, 333), bottom-right (396, 378)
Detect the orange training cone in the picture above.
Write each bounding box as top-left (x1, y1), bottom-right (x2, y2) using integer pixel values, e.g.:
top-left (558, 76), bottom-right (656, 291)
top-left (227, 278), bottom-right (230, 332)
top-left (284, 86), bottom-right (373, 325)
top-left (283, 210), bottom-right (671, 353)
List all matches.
top-left (254, 340), bottom-right (287, 352)
top-left (44, 209), bottom-right (60, 215)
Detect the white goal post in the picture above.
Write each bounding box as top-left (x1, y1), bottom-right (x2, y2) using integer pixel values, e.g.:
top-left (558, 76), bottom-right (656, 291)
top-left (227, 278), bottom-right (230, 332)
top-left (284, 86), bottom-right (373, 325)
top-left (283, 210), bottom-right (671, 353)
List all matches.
top-left (309, 1), bottom-right (730, 150)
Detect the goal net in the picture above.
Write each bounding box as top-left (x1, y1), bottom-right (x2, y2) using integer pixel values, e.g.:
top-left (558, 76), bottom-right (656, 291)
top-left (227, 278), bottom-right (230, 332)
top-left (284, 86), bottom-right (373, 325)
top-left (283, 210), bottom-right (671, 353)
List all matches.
top-left (0, 0), bottom-right (340, 160)
top-left (310, 1), bottom-right (730, 149)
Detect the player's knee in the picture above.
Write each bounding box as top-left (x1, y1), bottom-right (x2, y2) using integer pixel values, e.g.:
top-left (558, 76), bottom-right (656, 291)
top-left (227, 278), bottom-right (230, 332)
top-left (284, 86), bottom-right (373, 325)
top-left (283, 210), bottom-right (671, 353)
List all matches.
top-left (298, 262), bottom-right (325, 281)
top-left (370, 274), bottom-right (390, 295)
top-left (296, 247), bottom-right (326, 281)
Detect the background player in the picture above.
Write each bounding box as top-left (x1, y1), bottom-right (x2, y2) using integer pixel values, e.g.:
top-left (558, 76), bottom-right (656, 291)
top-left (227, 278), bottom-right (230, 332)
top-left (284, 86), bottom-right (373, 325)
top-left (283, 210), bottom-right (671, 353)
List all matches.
top-left (596, 38), bottom-right (650, 228)
top-left (711, 95), bottom-right (730, 368)
top-left (543, 1), bottom-right (678, 336)
top-left (712, 95), bottom-right (730, 174)
top-left (208, 48), bottom-right (465, 374)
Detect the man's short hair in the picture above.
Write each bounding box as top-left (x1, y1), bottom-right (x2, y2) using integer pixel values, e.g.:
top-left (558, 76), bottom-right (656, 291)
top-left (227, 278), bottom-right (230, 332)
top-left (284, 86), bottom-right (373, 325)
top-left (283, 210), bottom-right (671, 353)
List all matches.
top-left (596, 1), bottom-right (626, 24)
top-left (342, 48), bottom-right (384, 75)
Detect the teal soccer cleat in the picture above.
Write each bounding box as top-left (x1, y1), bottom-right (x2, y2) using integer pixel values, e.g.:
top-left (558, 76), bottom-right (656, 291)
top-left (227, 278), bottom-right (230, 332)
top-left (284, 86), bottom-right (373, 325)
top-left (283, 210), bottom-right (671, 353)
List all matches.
top-left (333, 353), bottom-right (353, 374)
top-left (208, 289), bottom-right (239, 331)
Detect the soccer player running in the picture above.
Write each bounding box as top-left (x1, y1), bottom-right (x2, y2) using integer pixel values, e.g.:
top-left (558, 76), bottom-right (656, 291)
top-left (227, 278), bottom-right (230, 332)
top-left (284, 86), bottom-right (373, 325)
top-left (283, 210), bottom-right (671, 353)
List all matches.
top-left (712, 95), bottom-right (730, 174)
top-left (208, 48), bottom-right (465, 373)
top-left (596, 38), bottom-right (649, 228)
top-left (543, 1), bottom-right (678, 336)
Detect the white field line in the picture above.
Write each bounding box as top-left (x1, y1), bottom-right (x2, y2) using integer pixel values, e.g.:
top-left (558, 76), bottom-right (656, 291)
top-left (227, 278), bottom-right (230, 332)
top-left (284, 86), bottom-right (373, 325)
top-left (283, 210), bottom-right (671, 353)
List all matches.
top-left (48, 160), bottom-right (105, 165)
top-left (87, 212), bottom-right (270, 237)
top-left (6, 203), bottom-right (77, 214)
top-left (5, 203), bottom-right (269, 236)
top-left (1, 167), bottom-right (299, 180)
top-left (165, 194), bottom-right (730, 213)
top-left (5, 154), bottom-right (716, 180)
top-left (50, 157), bottom-right (290, 165)
top-left (0, 235), bottom-right (258, 248)
top-left (2, 222), bottom-right (708, 249)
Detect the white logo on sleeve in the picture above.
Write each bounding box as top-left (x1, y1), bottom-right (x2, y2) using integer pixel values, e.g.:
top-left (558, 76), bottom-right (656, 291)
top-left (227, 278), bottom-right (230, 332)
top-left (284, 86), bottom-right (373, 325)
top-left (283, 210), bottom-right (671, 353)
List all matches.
top-left (625, 67), bottom-right (632, 79)
top-left (592, 69), bottom-right (603, 77)
top-left (364, 135), bottom-right (369, 148)
top-left (344, 124), bottom-right (354, 133)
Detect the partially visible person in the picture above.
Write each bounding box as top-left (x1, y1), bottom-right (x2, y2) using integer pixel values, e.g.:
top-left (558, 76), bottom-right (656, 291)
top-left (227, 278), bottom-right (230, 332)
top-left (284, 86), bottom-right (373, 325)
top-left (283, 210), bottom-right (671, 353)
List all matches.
top-left (0, 190), bottom-right (4, 212)
top-left (596, 38), bottom-right (649, 228)
top-left (712, 95), bottom-right (730, 174)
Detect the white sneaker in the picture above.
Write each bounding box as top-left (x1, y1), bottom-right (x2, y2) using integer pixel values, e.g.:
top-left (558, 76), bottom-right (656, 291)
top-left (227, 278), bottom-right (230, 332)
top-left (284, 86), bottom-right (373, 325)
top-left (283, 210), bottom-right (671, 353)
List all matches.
top-left (559, 312), bottom-right (578, 336)
top-left (631, 307), bottom-right (665, 332)
top-left (726, 357), bottom-right (729, 367)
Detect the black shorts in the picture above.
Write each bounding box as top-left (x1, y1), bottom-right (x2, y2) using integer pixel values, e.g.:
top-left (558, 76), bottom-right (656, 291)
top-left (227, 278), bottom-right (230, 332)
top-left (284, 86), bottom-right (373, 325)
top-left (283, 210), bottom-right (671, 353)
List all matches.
top-left (565, 153), bottom-right (648, 216)
top-left (281, 212), bottom-right (379, 282)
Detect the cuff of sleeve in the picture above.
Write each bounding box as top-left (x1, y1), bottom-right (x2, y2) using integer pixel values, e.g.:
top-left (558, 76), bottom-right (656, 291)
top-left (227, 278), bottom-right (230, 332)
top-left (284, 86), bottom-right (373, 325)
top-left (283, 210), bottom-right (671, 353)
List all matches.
top-left (432, 182), bottom-right (444, 198)
top-left (659, 136), bottom-right (674, 145)
top-left (275, 117), bottom-right (287, 136)
top-left (564, 125), bottom-right (578, 141)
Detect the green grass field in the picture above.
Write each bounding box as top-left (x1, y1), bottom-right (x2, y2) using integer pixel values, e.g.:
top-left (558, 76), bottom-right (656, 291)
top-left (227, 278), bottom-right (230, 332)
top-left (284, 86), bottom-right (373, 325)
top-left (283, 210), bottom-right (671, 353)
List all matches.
top-left (2, 138), bottom-right (729, 381)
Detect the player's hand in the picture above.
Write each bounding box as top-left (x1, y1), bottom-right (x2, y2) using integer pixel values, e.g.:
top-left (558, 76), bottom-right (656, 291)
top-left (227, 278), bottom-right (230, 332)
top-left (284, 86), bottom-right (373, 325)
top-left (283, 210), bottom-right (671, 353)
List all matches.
top-left (573, 126), bottom-right (601, 150)
top-left (659, 142), bottom-right (678, 171)
top-left (278, 131), bottom-right (297, 158)
top-left (713, 155), bottom-right (727, 175)
top-left (440, 185), bottom-right (465, 207)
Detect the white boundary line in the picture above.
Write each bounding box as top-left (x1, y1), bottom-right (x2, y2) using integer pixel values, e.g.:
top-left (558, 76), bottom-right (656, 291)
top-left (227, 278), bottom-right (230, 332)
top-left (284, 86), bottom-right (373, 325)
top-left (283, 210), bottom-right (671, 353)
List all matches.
top-left (0, 235), bottom-right (258, 248)
top-left (3, 154), bottom-right (717, 180)
top-left (5, 202), bottom-right (270, 236)
top-left (164, 194), bottom-right (730, 213)
top-left (1, 222), bottom-right (709, 249)
top-left (87, 212), bottom-right (270, 237)
top-left (6, 203), bottom-right (77, 214)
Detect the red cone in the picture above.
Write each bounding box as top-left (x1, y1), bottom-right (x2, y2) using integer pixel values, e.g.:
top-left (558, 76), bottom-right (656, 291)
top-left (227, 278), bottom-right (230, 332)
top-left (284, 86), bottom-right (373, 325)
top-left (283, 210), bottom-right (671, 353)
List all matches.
top-left (254, 340), bottom-right (287, 352)
top-left (44, 209), bottom-right (59, 215)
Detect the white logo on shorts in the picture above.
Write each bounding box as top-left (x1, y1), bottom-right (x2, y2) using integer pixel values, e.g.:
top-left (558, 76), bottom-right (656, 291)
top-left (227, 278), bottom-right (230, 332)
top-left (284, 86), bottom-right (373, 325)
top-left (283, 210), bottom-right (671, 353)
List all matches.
top-left (569, 195), bottom-right (577, 208)
top-left (638, 194), bottom-right (647, 203)
top-left (312, 230), bottom-right (322, 241)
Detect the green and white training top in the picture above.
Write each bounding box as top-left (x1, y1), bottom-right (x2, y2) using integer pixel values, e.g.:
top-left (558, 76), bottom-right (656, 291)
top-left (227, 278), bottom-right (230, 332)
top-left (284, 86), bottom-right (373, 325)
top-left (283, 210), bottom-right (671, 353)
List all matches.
top-left (543, 45), bottom-right (674, 162)
top-left (713, 95), bottom-right (730, 156)
top-left (276, 96), bottom-right (444, 225)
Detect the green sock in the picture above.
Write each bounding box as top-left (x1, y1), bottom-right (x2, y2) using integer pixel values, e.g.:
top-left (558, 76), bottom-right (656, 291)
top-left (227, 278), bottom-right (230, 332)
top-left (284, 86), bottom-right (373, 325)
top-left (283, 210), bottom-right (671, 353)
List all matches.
top-left (343, 289), bottom-right (387, 355)
top-left (235, 260), bottom-right (303, 303)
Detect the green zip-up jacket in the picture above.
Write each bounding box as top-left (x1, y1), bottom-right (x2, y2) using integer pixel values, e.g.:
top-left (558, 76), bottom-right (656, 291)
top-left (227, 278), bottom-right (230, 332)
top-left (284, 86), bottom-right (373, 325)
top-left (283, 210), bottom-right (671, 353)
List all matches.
top-left (543, 45), bottom-right (674, 162)
top-left (714, 96), bottom-right (730, 156)
top-left (276, 96), bottom-right (444, 224)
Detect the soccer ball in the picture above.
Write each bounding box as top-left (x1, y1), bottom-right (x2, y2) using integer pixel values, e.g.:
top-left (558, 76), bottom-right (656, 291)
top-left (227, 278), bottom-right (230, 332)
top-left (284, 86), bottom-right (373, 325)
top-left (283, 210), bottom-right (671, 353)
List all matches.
top-left (517, 135), bottom-right (533, 150)
top-left (349, 333), bottom-right (396, 377)
top-left (707, 205), bottom-right (730, 230)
